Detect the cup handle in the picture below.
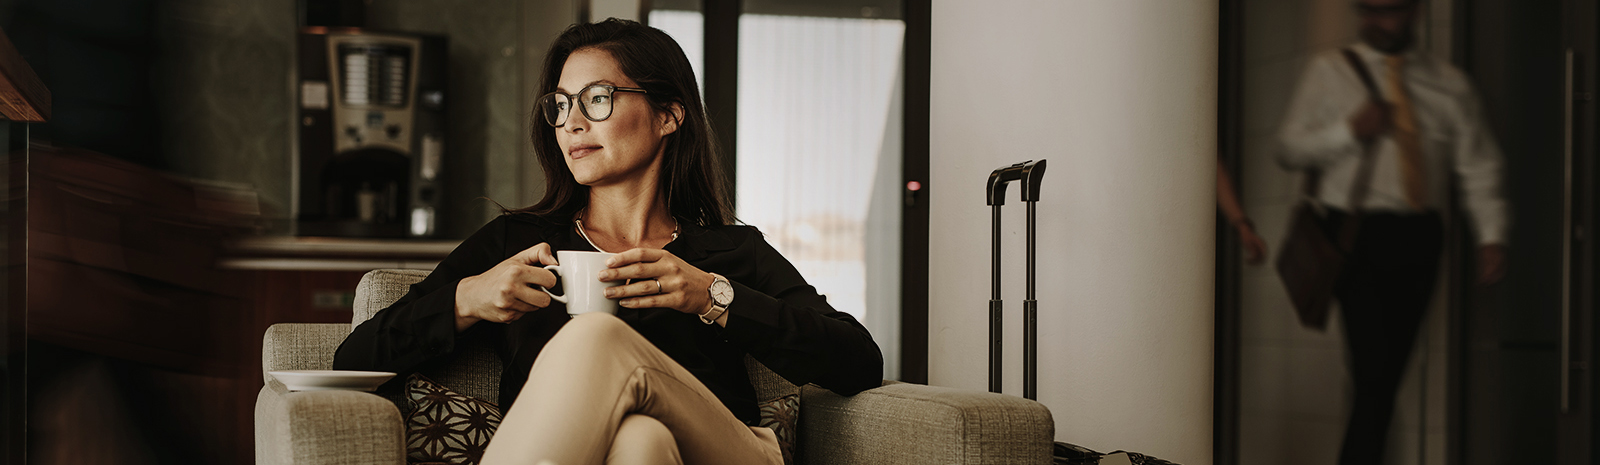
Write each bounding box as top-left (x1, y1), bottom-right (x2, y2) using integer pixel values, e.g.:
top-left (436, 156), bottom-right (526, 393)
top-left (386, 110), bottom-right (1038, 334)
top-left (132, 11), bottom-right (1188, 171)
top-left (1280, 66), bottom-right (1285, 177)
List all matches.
top-left (541, 264), bottom-right (568, 304)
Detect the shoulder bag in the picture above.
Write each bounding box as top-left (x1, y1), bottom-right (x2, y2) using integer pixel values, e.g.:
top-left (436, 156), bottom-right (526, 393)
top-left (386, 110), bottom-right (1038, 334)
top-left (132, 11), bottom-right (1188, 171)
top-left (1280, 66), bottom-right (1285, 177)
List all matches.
top-left (1274, 48), bottom-right (1382, 331)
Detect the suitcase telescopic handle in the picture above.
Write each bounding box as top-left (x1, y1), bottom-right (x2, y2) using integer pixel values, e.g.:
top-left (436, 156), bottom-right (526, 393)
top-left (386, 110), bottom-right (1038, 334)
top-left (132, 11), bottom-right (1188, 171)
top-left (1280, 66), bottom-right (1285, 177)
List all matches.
top-left (985, 159), bottom-right (1047, 400)
top-left (986, 159), bottom-right (1048, 206)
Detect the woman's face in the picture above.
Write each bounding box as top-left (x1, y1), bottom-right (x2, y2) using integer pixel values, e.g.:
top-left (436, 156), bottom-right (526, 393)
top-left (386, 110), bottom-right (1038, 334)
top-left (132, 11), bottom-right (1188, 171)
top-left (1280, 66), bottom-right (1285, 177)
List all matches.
top-left (554, 48), bottom-right (676, 188)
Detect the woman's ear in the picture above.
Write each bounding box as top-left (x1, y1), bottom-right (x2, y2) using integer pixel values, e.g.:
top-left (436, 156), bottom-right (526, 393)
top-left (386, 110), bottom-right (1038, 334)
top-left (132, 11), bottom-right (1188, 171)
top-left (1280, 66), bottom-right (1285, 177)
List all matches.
top-left (658, 102), bottom-right (685, 136)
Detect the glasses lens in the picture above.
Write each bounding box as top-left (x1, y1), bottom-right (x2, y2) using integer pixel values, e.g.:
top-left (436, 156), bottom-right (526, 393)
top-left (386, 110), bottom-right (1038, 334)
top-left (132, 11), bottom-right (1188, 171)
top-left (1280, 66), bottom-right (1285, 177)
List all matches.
top-left (540, 93), bottom-right (569, 127)
top-left (579, 85), bottom-right (615, 121)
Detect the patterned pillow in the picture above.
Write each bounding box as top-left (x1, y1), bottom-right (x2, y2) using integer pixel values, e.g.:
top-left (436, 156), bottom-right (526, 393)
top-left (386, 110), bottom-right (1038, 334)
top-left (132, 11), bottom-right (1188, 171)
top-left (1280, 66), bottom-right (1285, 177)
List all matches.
top-left (406, 374), bottom-right (502, 465)
top-left (758, 394), bottom-right (800, 465)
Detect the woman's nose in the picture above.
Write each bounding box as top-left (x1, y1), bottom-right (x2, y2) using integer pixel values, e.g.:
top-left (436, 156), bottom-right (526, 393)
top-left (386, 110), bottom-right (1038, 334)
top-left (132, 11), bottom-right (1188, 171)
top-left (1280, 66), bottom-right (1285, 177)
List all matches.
top-left (564, 112), bottom-right (590, 132)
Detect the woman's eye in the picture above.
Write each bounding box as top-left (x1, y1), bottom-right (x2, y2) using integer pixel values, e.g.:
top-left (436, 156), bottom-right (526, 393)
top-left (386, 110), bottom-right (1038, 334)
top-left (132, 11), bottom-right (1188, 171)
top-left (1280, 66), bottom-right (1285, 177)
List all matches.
top-left (590, 95), bottom-right (611, 105)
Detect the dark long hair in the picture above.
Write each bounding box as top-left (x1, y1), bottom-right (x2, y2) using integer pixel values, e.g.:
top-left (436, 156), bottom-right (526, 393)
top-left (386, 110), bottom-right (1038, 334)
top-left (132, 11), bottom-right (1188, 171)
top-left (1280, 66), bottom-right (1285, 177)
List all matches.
top-left (516, 18), bottom-right (733, 227)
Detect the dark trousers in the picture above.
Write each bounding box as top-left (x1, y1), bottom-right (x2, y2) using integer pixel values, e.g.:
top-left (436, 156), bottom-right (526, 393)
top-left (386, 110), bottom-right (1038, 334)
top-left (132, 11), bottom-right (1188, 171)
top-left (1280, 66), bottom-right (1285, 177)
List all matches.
top-left (1321, 209), bottom-right (1443, 465)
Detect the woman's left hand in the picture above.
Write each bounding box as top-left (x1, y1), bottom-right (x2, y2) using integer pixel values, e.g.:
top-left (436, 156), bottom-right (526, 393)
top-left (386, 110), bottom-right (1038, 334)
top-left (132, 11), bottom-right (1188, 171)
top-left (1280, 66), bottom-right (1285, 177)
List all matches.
top-left (599, 248), bottom-right (714, 315)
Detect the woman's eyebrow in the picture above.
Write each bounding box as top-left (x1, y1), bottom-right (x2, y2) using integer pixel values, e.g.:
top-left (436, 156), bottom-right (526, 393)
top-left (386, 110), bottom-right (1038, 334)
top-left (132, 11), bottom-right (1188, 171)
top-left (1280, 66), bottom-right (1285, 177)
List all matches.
top-left (555, 79), bottom-right (617, 93)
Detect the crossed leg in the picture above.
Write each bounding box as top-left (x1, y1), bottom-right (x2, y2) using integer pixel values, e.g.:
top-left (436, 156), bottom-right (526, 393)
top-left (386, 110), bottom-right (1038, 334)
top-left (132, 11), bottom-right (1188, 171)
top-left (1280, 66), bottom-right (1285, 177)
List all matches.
top-left (607, 414), bottom-right (681, 465)
top-left (481, 312), bottom-right (782, 465)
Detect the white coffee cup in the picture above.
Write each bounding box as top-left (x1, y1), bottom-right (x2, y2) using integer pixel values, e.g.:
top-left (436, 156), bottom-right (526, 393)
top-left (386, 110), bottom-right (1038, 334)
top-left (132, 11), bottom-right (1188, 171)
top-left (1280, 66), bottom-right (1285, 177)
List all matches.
top-left (540, 250), bottom-right (623, 315)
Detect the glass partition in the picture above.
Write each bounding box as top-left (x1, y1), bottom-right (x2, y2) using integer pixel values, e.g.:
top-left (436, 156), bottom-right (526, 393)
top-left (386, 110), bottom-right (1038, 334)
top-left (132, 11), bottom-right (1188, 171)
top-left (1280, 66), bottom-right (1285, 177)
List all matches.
top-left (0, 120), bottom-right (26, 465)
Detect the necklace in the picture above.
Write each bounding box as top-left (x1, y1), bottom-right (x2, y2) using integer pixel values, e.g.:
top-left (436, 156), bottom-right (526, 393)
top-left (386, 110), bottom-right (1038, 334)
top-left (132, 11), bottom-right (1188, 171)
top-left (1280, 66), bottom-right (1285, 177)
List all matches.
top-left (574, 211), bottom-right (680, 253)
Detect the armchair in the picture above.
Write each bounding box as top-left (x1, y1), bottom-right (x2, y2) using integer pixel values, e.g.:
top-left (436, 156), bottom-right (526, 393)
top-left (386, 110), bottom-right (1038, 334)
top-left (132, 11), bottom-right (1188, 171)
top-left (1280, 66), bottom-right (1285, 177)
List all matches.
top-left (256, 269), bottom-right (1055, 464)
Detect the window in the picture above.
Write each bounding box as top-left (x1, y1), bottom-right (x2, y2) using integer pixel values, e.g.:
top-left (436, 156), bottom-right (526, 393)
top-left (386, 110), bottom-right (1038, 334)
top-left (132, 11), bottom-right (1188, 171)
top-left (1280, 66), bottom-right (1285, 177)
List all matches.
top-left (651, 1), bottom-right (906, 379)
top-left (646, 9), bottom-right (705, 96)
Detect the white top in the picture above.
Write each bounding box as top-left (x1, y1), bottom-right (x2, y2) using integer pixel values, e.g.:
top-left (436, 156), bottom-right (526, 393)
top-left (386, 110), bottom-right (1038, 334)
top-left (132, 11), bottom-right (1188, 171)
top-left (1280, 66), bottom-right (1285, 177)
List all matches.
top-left (1276, 43), bottom-right (1509, 245)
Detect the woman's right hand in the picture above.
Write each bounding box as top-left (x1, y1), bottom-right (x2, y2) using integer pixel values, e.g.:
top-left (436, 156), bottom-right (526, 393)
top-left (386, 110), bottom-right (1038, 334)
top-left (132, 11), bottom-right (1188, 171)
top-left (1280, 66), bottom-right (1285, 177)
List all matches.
top-left (454, 243), bottom-right (560, 332)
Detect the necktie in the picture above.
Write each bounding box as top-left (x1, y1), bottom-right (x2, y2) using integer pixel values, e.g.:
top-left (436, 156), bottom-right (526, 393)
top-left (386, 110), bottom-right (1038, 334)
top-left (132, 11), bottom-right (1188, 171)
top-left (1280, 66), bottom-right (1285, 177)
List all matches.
top-left (1385, 54), bottom-right (1427, 209)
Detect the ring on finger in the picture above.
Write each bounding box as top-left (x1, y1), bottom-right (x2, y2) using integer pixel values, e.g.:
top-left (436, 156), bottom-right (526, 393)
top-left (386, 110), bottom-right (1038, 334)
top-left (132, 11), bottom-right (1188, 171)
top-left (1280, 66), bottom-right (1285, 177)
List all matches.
top-left (653, 279), bottom-right (663, 295)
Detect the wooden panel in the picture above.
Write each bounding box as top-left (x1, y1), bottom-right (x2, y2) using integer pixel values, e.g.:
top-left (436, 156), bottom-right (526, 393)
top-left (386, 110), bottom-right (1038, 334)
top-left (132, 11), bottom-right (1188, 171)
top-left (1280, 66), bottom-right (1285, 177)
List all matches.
top-left (22, 146), bottom-right (259, 464)
top-left (24, 148), bottom-right (256, 375)
top-left (256, 269), bottom-right (367, 326)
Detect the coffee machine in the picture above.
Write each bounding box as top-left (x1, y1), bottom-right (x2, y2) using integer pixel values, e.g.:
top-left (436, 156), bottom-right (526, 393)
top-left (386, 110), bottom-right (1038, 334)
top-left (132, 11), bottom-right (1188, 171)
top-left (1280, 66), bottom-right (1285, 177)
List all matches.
top-left (296, 29), bottom-right (446, 238)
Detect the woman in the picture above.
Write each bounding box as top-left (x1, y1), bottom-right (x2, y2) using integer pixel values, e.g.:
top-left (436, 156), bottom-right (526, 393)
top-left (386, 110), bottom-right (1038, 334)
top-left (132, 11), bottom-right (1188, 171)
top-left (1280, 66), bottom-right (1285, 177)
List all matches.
top-left (332, 18), bottom-right (884, 465)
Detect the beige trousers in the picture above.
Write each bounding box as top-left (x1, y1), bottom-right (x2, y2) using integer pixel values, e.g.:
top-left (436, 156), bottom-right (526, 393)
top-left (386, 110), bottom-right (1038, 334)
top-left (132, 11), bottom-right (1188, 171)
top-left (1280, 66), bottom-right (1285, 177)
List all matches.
top-left (481, 313), bottom-right (784, 465)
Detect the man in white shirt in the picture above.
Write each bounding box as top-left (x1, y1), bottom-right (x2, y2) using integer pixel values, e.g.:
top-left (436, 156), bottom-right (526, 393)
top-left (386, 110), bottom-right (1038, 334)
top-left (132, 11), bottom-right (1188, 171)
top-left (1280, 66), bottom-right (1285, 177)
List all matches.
top-left (1277, 0), bottom-right (1508, 463)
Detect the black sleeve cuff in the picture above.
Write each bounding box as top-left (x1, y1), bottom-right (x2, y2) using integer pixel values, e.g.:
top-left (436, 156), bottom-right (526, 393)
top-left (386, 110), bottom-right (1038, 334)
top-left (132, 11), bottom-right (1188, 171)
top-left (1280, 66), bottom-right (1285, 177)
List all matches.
top-left (719, 280), bottom-right (781, 343)
top-left (410, 280), bottom-right (463, 356)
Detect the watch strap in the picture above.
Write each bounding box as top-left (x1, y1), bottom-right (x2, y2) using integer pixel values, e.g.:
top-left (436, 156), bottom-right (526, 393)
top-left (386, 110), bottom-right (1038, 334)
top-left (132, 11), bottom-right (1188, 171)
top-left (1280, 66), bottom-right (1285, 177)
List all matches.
top-left (698, 305), bottom-right (726, 324)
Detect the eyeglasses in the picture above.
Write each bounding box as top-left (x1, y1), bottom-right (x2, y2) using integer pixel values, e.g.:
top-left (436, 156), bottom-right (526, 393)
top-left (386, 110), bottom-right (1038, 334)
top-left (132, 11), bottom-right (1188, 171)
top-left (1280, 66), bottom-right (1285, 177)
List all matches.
top-left (538, 84), bottom-right (649, 127)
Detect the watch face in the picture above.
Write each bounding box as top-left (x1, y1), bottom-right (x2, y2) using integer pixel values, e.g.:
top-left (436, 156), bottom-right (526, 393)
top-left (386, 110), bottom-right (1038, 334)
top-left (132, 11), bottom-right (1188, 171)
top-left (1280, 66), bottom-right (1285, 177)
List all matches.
top-left (711, 279), bottom-right (734, 306)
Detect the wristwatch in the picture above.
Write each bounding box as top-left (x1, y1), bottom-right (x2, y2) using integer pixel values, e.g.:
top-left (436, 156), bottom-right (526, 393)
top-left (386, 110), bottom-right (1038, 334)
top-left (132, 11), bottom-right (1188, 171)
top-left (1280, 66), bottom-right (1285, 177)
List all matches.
top-left (699, 273), bottom-right (734, 324)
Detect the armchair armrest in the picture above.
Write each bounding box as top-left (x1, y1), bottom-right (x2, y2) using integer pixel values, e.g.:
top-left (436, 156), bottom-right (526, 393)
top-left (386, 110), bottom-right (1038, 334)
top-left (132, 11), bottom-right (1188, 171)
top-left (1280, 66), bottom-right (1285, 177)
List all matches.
top-left (255, 379), bottom-right (406, 465)
top-left (797, 381), bottom-right (1054, 465)
top-left (257, 323), bottom-right (403, 464)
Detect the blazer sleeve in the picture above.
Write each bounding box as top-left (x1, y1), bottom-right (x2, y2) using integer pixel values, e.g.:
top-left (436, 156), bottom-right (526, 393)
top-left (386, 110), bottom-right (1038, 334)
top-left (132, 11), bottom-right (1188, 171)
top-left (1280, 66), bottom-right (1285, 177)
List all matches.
top-left (331, 216), bottom-right (508, 374)
top-left (718, 231), bottom-right (884, 396)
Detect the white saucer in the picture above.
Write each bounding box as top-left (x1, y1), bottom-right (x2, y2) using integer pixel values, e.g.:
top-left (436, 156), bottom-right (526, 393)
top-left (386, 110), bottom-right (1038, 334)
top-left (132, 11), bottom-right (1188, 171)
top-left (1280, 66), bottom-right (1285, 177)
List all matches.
top-left (269, 370), bottom-right (396, 392)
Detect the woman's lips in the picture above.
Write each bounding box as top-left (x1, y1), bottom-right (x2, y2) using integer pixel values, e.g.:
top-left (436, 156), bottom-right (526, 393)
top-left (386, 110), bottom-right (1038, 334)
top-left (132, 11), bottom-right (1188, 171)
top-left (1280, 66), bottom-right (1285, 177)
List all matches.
top-left (569, 144), bottom-right (601, 159)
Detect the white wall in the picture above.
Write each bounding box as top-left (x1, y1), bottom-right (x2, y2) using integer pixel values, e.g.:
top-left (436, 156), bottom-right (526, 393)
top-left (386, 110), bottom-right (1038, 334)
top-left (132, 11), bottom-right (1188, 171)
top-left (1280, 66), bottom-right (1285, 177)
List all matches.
top-left (928, 1), bottom-right (1217, 463)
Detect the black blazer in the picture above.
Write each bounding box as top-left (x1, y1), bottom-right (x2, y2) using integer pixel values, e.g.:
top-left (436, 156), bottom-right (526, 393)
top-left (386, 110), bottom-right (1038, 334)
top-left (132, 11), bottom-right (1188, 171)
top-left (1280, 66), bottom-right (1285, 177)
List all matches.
top-left (332, 213), bottom-right (884, 424)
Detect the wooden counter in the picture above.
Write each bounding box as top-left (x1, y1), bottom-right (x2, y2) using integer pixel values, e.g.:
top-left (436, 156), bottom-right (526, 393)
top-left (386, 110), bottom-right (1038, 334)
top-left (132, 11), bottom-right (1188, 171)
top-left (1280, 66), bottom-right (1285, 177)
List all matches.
top-left (223, 235), bottom-right (459, 331)
top-left (221, 235), bottom-right (457, 271)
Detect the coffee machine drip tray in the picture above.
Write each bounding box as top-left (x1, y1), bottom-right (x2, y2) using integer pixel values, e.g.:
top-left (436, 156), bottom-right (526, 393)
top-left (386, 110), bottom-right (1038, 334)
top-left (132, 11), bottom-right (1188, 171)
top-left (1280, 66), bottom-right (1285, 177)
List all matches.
top-left (299, 147), bottom-right (410, 238)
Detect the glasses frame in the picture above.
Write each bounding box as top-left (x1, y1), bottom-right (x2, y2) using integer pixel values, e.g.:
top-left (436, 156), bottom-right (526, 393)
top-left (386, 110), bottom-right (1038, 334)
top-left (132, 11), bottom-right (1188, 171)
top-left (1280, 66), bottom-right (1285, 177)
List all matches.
top-left (539, 84), bottom-right (650, 128)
